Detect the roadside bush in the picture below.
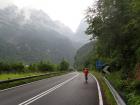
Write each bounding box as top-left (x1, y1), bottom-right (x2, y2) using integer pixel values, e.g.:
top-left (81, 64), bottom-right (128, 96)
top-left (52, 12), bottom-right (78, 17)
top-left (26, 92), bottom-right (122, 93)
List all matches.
top-left (0, 62), bottom-right (10, 73)
top-left (129, 80), bottom-right (140, 94)
top-left (0, 62), bottom-right (25, 73)
top-left (59, 59), bottom-right (69, 71)
top-left (27, 64), bottom-right (37, 72)
top-left (10, 63), bottom-right (25, 73)
top-left (127, 92), bottom-right (140, 105)
top-left (37, 61), bottom-right (55, 72)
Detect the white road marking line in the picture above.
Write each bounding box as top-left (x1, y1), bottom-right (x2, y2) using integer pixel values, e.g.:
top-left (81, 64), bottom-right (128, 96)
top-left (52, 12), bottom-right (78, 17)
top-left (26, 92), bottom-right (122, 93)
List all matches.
top-left (90, 73), bottom-right (103, 105)
top-left (0, 72), bottom-right (75, 93)
top-left (18, 73), bottom-right (79, 105)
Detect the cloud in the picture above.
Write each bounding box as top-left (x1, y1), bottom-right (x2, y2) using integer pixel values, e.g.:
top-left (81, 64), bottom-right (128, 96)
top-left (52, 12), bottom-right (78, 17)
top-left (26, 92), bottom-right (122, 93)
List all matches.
top-left (0, 0), bottom-right (15, 8)
top-left (0, 0), bottom-right (93, 32)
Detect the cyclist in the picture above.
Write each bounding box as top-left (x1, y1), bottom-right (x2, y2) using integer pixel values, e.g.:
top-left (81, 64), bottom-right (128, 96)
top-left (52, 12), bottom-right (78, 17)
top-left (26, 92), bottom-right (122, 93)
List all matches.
top-left (83, 68), bottom-right (89, 82)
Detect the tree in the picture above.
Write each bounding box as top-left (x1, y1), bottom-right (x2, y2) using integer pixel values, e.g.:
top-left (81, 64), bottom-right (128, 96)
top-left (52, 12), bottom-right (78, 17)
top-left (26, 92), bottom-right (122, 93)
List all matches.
top-left (10, 63), bottom-right (25, 73)
top-left (59, 59), bottom-right (69, 71)
top-left (85, 0), bottom-right (140, 76)
top-left (37, 61), bottom-right (55, 72)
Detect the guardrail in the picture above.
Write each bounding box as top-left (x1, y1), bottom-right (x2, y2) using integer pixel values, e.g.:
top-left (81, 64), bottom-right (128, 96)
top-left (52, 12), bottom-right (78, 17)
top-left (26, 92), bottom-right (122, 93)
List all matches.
top-left (103, 77), bottom-right (126, 105)
top-left (0, 72), bottom-right (65, 84)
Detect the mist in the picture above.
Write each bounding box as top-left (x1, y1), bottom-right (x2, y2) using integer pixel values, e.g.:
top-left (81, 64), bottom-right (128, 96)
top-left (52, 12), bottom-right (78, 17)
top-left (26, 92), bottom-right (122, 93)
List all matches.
top-left (0, 5), bottom-right (89, 64)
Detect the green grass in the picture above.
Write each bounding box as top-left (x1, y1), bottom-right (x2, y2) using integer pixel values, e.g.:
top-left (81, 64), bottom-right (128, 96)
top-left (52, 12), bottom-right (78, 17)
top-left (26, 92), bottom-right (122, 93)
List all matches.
top-left (0, 72), bottom-right (66, 90)
top-left (0, 72), bottom-right (44, 80)
top-left (107, 71), bottom-right (123, 90)
top-left (91, 70), bottom-right (117, 105)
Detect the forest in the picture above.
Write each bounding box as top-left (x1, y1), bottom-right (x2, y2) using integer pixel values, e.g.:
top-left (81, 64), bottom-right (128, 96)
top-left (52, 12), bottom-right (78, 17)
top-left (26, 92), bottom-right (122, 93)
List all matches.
top-left (82, 0), bottom-right (140, 104)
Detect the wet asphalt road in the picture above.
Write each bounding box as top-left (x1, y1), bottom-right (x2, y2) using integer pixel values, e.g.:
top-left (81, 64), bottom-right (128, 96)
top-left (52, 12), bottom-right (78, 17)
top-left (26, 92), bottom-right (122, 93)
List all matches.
top-left (0, 72), bottom-right (99, 105)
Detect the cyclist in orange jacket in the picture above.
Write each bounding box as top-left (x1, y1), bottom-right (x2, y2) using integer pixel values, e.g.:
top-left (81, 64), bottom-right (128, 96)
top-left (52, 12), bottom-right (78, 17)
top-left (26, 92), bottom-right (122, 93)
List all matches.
top-left (83, 68), bottom-right (89, 82)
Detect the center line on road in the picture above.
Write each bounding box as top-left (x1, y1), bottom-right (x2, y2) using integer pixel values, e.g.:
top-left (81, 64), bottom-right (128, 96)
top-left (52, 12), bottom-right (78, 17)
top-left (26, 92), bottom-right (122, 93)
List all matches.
top-left (18, 73), bottom-right (79, 105)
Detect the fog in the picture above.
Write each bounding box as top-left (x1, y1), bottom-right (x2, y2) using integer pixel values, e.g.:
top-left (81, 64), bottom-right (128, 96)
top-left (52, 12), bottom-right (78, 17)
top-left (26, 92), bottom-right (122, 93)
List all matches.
top-left (0, 5), bottom-right (90, 63)
top-left (0, 0), bottom-right (93, 32)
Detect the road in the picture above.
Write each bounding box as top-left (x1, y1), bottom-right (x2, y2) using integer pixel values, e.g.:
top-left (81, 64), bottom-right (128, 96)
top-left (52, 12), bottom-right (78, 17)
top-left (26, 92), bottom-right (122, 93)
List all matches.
top-left (0, 72), bottom-right (99, 105)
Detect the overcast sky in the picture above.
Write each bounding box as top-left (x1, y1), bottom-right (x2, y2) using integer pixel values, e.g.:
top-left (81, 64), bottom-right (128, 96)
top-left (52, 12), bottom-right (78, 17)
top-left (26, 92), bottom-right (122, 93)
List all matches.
top-left (0, 0), bottom-right (93, 32)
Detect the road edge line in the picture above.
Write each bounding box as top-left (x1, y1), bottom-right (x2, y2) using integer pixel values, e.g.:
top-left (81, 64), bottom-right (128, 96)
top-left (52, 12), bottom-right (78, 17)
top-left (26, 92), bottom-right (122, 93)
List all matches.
top-left (18, 73), bottom-right (79, 105)
top-left (0, 72), bottom-right (74, 93)
top-left (90, 73), bottom-right (103, 105)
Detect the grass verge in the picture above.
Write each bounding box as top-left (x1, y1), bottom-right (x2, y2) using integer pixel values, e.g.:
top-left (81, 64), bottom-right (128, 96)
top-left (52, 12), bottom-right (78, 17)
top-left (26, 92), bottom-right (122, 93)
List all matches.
top-left (91, 70), bottom-right (117, 105)
top-left (0, 72), bottom-right (44, 80)
top-left (0, 72), bottom-right (66, 90)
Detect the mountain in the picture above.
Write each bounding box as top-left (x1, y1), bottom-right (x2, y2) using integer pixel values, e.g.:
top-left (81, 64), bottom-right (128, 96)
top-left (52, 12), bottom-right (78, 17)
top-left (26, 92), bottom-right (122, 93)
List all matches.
top-left (74, 41), bottom-right (95, 70)
top-left (74, 20), bottom-right (90, 48)
top-left (0, 5), bottom-right (76, 64)
top-left (53, 19), bottom-right (91, 50)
